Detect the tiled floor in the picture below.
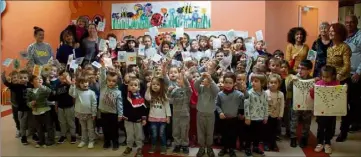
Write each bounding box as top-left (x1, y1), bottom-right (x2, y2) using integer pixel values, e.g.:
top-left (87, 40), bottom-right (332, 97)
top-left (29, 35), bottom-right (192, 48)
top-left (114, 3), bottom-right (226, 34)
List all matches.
top-left (1, 108), bottom-right (361, 157)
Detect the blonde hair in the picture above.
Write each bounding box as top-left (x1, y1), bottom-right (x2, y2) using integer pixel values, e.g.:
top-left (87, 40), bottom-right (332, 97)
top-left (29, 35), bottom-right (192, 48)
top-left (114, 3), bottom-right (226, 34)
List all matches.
top-left (77, 16), bottom-right (89, 28)
top-left (250, 73), bottom-right (267, 87)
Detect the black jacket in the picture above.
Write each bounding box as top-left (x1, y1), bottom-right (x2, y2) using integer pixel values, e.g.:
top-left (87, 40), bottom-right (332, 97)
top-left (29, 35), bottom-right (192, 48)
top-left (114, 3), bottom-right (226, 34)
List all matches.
top-left (119, 83), bottom-right (147, 122)
top-left (2, 74), bottom-right (33, 111)
top-left (49, 83), bottom-right (74, 109)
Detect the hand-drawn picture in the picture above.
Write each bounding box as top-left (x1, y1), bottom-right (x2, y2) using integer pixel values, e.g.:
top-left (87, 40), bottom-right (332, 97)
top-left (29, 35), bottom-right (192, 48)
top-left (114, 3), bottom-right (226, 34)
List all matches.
top-left (314, 85), bottom-right (347, 116)
top-left (293, 79), bottom-right (315, 110)
top-left (307, 50), bottom-right (317, 61)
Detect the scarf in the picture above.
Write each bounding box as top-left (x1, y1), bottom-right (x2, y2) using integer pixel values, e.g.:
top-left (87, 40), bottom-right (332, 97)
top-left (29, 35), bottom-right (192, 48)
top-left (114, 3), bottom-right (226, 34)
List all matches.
top-left (223, 88), bottom-right (234, 94)
top-left (75, 26), bottom-right (86, 41)
top-left (127, 92), bottom-right (145, 108)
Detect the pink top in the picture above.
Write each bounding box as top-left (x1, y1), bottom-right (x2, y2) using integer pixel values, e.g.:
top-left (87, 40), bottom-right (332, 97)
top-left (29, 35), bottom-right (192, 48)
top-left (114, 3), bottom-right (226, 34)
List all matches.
top-left (310, 80), bottom-right (340, 99)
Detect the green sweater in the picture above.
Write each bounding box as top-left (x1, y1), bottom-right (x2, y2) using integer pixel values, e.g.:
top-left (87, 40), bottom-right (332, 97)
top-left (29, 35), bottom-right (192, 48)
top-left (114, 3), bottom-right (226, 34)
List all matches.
top-left (27, 85), bottom-right (52, 115)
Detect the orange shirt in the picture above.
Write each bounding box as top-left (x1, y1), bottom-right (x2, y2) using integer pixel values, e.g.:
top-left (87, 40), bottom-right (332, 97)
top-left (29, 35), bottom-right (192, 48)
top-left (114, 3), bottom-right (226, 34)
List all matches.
top-left (285, 43), bottom-right (309, 71)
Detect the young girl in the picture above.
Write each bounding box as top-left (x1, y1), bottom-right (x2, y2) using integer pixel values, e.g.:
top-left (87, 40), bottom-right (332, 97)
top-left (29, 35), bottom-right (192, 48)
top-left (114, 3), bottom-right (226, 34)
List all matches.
top-left (218, 34), bottom-right (228, 44)
top-left (244, 73), bottom-right (268, 157)
top-left (124, 36), bottom-right (138, 52)
top-left (56, 30), bottom-right (81, 64)
top-left (198, 36), bottom-right (209, 52)
top-left (189, 39), bottom-right (204, 62)
top-left (145, 77), bottom-right (171, 154)
top-left (143, 35), bottom-right (157, 58)
top-left (268, 57), bottom-right (282, 75)
top-left (264, 74), bottom-right (284, 151)
top-left (205, 36), bottom-right (217, 59)
top-left (169, 70), bottom-right (192, 154)
top-left (180, 33), bottom-right (190, 51)
top-left (310, 66), bottom-right (339, 154)
top-left (280, 60), bottom-right (293, 137)
top-left (26, 75), bottom-right (55, 148)
top-left (215, 51), bottom-right (225, 62)
top-left (159, 41), bottom-right (172, 57)
top-left (69, 75), bottom-right (97, 149)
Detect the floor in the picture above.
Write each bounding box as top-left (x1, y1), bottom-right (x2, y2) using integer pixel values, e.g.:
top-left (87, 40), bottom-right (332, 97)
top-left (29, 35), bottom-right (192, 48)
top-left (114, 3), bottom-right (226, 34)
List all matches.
top-left (1, 106), bottom-right (361, 157)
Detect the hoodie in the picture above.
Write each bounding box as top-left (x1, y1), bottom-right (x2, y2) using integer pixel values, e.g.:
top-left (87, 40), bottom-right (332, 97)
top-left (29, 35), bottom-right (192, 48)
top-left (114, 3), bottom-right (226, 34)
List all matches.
top-left (244, 88), bottom-right (269, 121)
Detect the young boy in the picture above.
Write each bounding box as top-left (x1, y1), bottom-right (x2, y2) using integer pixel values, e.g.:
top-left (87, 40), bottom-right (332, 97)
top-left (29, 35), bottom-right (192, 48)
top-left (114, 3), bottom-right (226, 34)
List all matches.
top-left (216, 72), bottom-right (248, 157)
top-left (99, 65), bottom-right (123, 150)
top-left (194, 72), bottom-right (220, 157)
top-left (287, 60), bottom-right (314, 148)
top-left (2, 70), bottom-right (38, 144)
top-left (7, 71), bottom-right (21, 138)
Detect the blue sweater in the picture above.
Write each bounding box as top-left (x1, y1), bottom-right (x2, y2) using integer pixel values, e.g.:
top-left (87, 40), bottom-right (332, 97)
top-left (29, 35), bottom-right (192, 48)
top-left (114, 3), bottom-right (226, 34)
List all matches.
top-left (56, 44), bottom-right (81, 64)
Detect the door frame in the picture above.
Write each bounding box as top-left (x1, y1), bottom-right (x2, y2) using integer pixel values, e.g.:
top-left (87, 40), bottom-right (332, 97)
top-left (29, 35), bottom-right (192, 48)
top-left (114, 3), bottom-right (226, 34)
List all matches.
top-left (298, 5), bottom-right (317, 27)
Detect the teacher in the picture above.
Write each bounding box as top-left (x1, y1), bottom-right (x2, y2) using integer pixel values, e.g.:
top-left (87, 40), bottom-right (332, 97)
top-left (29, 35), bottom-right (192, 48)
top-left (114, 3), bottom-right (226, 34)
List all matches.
top-left (311, 22), bottom-right (332, 77)
top-left (285, 27), bottom-right (310, 71)
top-left (26, 26), bottom-right (54, 68)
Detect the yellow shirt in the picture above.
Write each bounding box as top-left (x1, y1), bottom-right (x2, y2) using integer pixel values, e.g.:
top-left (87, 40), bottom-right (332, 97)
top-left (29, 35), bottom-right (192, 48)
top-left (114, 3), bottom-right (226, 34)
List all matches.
top-left (285, 43), bottom-right (309, 71)
top-left (326, 43), bottom-right (351, 81)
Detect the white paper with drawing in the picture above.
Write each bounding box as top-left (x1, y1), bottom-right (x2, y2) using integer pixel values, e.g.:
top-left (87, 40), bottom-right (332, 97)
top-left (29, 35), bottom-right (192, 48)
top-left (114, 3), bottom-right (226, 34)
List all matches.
top-left (293, 79), bottom-right (315, 110)
top-left (314, 85), bottom-right (347, 116)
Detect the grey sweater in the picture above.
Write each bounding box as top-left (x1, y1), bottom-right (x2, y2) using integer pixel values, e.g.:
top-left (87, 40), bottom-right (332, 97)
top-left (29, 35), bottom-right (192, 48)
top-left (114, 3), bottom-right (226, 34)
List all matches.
top-left (168, 76), bottom-right (192, 117)
top-left (194, 77), bottom-right (220, 113)
top-left (216, 90), bottom-right (248, 118)
top-left (27, 42), bottom-right (53, 67)
top-left (244, 89), bottom-right (268, 121)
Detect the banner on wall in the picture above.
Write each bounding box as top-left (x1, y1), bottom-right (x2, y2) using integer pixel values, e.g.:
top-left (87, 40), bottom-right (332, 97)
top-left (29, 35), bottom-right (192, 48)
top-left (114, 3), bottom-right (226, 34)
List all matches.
top-left (111, 1), bottom-right (211, 29)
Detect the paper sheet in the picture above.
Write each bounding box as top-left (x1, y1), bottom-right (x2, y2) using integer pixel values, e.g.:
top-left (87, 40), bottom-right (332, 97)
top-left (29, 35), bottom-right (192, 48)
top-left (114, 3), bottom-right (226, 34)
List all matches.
top-left (98, 39), bottom-right (107, 51)
top-left (91, 61), bottom-right (102, 69)
top-left (75, 57), bottom-right (84, 65)
top-left (148, 26), bottom-right (159, 39)
top-left (32, 65), bottom-right (42, 76)
top-left (226, 29), bottom-right (235, 41)
top-left (182, 51), bottom-right (192, 62)
top-left (103, 57), bottom-right (113, 68)
top-left (138, 44), bottom-right (145, 56)
top-left (2, 58), bottom-right (13, 67)
top-left (213, 39), bottom-right (222, 49)
top-left (97, 19), bottom-right (106, 32)
top-left (176, 27), bottom-right (184, 40)
top-left (126, 52), bottom-right (137, 65)
top-left (67, 54), bottom-right (74, 65)
top-left (255, 30), bottom-right (264, 41)
top-left (167, 45), bottom-right (178, 59)
top-left (109, 37), bottom-right (117, 50)
top-left (293, 79), bottom-right (315, 110)
top-left (314, 85), bottom-right (347, 116)
top-left (70, 60), bottom-right (78, 70)
top-left (118, 51), bottom-right (126, 62)
top-left (151, 53), bottom-right (162, 63)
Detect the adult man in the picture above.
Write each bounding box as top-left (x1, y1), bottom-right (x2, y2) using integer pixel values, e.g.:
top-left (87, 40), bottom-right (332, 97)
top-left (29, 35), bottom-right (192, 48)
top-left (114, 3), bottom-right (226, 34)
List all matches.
top-left (337, 15), bottom-right (361, 142)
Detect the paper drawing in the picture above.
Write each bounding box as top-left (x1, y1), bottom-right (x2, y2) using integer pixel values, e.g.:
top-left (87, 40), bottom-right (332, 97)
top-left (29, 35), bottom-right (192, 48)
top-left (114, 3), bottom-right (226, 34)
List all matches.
top-left (293, 79), bottom-right (315, 110)
top-left (314, 85), bottom-right (347, 116)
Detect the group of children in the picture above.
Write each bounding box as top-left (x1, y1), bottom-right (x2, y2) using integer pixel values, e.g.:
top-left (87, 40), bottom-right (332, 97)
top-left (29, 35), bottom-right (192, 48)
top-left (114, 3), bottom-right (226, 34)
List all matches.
top-left (3, 29), bottom-right (342, 157)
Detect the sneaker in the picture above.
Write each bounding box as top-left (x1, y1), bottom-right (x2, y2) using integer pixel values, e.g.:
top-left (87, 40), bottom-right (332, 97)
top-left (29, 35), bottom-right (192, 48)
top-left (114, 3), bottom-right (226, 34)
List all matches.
top-left (324, 144), bottom-right (332, 154)
top-left (160, 146), bottom-right (167, 155)
top-left (98, 127), bottom-right (103, 134)
top-left (314, 144), bottom-right (324, 152)
top-left (253, 147), bottom-right (265, 156)
top-left (120, 140), bottom-right (127, 146)
top-left (70, 136), bottom-right (76, 144)
top-left (88, 142), bottom-right (94, 149)
top-left (206, 147), bottom-right (215, 157)
top-left (167, 139), bottom-right (172, 147)
top-left (299, 137), bottom-right (308, 148)
top-left (21, 136), bottom-right (28, 145)
top-left (172, 145), bottom-right (181, 153)
top-left (122, 147), bottom-right (132, 155)
top-left (245, 149), bottom-right (253, 157)
top-left (35, 144), bottom-right (41, 148)
top-left (196, 147), bottom-right (206, 157)
top-left (290, 138), bottom-right (297, 148)
top-left (57, 136), bottom-right (66, 144)
top-left (229, 149), bottom-right (237, 157)
top-left (103, 141), bottom-right (111, 149)
top-left (148, 145), bottom-right (156, 154)
top-left (135, 148), bottom-right (143, 157)
top-left (46, 142), bottom-right (54, 146)
top-left (32, 134), bottom-right (39, 142)
top-left (218, 148), bottom-right (227, 156)
top-left (336, 132), bottom-right (347, 142)
top-left (16, 130), bottom-right (20, 138)
top-left (263, 143), bottom-right (270, 151)
top-left (182, 146), bottom-right (189, 154)
top-left (78, 141), bottom-right (86, 148)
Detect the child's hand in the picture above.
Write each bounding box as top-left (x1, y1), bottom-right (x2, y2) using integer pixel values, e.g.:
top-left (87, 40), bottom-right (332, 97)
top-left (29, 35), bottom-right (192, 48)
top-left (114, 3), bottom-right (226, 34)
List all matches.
top-left (31, 101), bottom-right (36, 107)
top-left (92, 116), bottom-right (96, 121)
top-left (71, 78), bottom-right (76, 85)
top-left (263, 119), bottom-right (268, 124)
top-left (219, 113), bottom-right (226, 119)
top-left (142, 120), bottom-right (147, 126)
top-left (240, 83), bottom-right (247, 93)
top-left (166, 117), bottom-right (170, 124)
top-left (168, 86), bottom-right (175, 92)
top-left (74, 43), bottom-right (80, 49)
top-left (147, 82), bottom-right (151, 88)
top-left (292, 53), bottom-right (299, 60)
top-left (118, 116), bottom-right (123, 122)
top-left (245, 119), bottom-right (251, 125)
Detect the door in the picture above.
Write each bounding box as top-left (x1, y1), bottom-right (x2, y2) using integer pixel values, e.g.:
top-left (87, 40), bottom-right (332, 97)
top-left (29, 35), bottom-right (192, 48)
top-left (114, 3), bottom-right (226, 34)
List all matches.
top-left (298, 6), bottom-right (318, 48)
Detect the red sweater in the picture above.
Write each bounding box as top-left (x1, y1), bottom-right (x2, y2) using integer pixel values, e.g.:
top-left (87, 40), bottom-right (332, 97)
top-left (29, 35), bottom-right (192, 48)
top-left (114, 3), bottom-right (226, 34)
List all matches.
top-left (190, 80), bottom-right (198, 106)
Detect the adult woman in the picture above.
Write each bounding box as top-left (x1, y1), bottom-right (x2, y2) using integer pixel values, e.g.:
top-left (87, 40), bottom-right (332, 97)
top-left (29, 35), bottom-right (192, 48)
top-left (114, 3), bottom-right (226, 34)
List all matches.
top-left (285, 27), bottom-right (310, 71)
top-left (80, 24), bottom-right (99, 65)
top-left (326, 23), bottom-right (351, 142)
top-left (26, 26), bottom-right (54, 68)
top-left (312, 22), bottom-right (332, 77)
top-left (60, 16), bottom-right (89, 45)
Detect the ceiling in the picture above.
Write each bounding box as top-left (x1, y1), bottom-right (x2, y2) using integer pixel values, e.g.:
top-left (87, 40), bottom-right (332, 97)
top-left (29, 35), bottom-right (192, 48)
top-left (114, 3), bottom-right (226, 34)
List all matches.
top-left (339, 0), bottom-right (361, 7)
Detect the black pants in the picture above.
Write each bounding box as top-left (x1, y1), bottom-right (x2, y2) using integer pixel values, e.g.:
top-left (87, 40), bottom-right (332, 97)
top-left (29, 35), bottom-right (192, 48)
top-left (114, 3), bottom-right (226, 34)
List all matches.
top-left (101, 112), bottom-right (119, 144)
top-left (245, 120), bottom-right (264, 149)
top-left (166, 104), bottom-right (173, 141)
top-left (221, 118), bottom-right (238, 149)
top-left (12, 105), bottom-right (20, 130)
top-left (316, 116), bottom-right (336, 144)
top-left (237, 118), bottom-right (245, 147)
top-left (75, 118), bottom-right (81, 136)
top-left (34, 111), bottom-right (55, 145)
top-left (340, 77), bottom-right (361, 133)
top-left (265, 117), bottom-right (278, 145)
top-left (50, 105), bottom-right (61, 132)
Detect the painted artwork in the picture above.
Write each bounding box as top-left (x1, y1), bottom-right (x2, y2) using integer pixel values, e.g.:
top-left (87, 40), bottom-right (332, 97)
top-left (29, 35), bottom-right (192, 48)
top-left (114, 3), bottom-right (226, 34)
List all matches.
top-left (307, 50), bottom-right (317, 76)
top-left (293, 79), bottom-right (315, 110)
top-left (314, 85), bottom-right (347, 116)
top-left (111, 1), bottom-right (211, 29)
top-left (69, 1), bottom-right (105, 26)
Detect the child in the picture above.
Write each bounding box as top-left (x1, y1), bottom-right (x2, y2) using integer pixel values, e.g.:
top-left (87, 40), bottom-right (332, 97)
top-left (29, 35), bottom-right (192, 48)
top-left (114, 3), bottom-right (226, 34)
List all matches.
top-left (194, 72), bottom-right (220, 157)
top-left (264, 74), bottom-right (284, 151)
top-left (56, 30), bottom-right (81, 64)
top-left (168, 70), bottom-right (192, 154)
top-left (47, 65), bottom-right (61, 134)
top-left (273, 50), bottom-right (284, 60)
top-left (218, 34), bottom-right (228, 44)
top-left (216, 72), bottom-right (248, 157)
top-left (99, 65), bottom-right (123, 150)
top-left (27, 75), bottom-right (55, 148)
top-left (6, 71), bottom-right (21, 138)
top-left (215, 51), bottom-right (225, 62)
top-left (2, 70), bottom-right (38, 144)
top-left (280, 60), bottom-right (293, 137)
top-left (205, 36), bottom-right (217, 59)
top-left (287, 60), bottom-right (313, 148)
top-left (69, 75), bottom-right (97, 148)
top-left (189, 39), bottom-right (204, 62)
top-left (145, 77), bottom-right (171, 154)
top-left (310, 66), bottom-right (338, 154)
top-left (268, 57), bottom-right (282, 75)
top-left (199, 36), bottom-right (209, 52)
top-left (235, 72), bottom-right (248, 151)
top-left (122, 78), bottom-right (147, 157)
top-left (51, 70), bottom-right (76, 144)
top-left (244, 73), bottom-right (268, 157)
top-left (143, 35), bottom-right (157, 58)
top-left (159, 41), bottom-right (172, 56)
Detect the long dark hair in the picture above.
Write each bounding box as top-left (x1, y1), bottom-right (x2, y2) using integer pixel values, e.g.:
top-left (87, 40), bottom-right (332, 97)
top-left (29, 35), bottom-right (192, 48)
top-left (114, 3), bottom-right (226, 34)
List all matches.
top-left (150, 77), bottom-right (168, 104)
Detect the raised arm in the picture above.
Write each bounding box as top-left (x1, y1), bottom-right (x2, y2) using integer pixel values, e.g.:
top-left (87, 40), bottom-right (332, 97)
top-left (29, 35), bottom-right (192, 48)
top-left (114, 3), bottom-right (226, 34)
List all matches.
top-left (116, 92), bottom-right (123, 118)
top-left (90, 91), bottom-right (97, 117)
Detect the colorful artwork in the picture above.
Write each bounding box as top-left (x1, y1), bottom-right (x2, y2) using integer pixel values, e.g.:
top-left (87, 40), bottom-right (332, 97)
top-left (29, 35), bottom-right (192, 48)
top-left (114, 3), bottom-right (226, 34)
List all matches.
top-left (293, 79), bottom-right (315, 110)
top-left (111, 1), bottom-right (211, 29)
top-left (307, 50), bottom-right (317, 76)
top-left (69, 1), bottom-right (105, 26)
top-left (314, 85), bottom-right (347, 116)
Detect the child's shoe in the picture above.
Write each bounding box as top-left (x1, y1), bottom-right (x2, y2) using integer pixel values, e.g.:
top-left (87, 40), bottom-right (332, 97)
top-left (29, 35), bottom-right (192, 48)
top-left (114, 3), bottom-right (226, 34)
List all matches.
top-left (206, 147), bottom-right (215, 157)
top-left (263, 143), bottom-right (270, 151)
top-left (172, 145), bottom-right (181, 154)
top-left (57, 136), bottom-right (66, 144)
top-left (88, 142), bottom-right (94, 149)
top-left (290, 138), bottom-right (297, 147)
top-left (103, 141), bottom-right (111, 149)
top-left (112, 141), bottom-right (119, 151)
top-left (70, 136), bottom-right (76, 144)
top-left (229, 149), bottom-right (237, 157)
top-left (21, 136), bottom-right (28, 145)
top-left (299, 137), bottom-right (308, 148)
top-left (182, 146), bottom-right (189, 154)
top-left (314, 144), bottom-right (324, 152)
top-left (253, 147), bottom-right (265, 156)
top-left (77, 141), bottom-right (86, 148)
top-left (122, 147), bottom-right (132, 155)
top-left (324, 144), bottom-right (332, 154)
top-left (15, 130), bottom-right (20, 138)
top-left (196, 147), bottom-right (205, 157)
top-left (32, 134), bottom-right (39, 142)
top-left (245, 149), bottom-right (253, 157)
top-left (160, 146), bottom-right (167, 155)
top-left (135, 148), bottom-right (143, 157)
top-left (218, 148), bottom-right (227, 156)
top-left (148, 145), bottom-right (156, 154)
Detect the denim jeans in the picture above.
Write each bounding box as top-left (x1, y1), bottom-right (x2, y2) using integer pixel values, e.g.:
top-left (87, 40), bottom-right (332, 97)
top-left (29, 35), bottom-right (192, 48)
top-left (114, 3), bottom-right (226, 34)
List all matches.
top-left (150, 122), bottom-right (167, 146)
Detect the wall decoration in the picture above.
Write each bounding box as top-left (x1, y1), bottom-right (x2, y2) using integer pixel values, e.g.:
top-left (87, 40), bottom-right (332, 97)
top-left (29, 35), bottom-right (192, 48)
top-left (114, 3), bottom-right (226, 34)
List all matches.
top-left (69, 1), bottom-right (105, 27)
top-left (314, 85), bottom-right (347, 116)
top-left (293, 79), bottom-right (315, 110)
top-left (1, 0), bottom-right (6, 14)
top-left (111, 1), bottom-right (211, 29)
top-left (307, 50), bottom-right (317, 76)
